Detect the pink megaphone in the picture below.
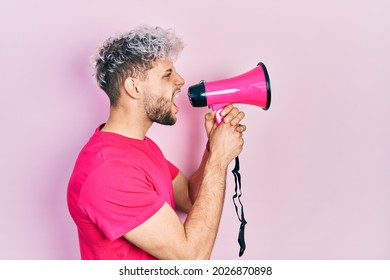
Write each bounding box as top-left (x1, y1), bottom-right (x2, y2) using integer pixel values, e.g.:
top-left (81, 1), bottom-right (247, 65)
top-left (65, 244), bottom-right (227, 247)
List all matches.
top-left (188, 62), bottom-right (271, 124)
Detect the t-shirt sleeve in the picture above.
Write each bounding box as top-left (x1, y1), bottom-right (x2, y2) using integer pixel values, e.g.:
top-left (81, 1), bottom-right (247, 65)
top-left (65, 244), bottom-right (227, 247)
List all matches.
top-left (79, 161), bottom-right (165, 241)
top-left (166, 160), bottom-right (179, 180)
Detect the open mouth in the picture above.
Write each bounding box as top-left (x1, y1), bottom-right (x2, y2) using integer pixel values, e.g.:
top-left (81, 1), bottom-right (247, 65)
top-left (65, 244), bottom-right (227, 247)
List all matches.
top-left (172, 89), bottom-right (181, 112)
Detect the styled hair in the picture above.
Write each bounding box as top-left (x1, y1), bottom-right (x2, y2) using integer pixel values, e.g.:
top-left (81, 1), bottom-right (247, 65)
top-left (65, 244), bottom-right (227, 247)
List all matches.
top-left (93, 25), bottom-right (184, 106)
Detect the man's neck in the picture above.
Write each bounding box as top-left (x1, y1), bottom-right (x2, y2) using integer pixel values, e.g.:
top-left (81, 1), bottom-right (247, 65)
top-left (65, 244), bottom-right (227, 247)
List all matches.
top-left (101, 105), bottom-right (152, 140)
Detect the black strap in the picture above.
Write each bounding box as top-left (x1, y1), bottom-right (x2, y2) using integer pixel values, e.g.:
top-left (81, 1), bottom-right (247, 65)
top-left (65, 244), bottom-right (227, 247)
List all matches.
top-left (232, 156), bottom-right (247, 257)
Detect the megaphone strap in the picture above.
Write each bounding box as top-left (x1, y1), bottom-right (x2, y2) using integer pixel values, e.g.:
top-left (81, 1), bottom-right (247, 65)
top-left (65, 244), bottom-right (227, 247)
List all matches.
top-left (232, 156), bottom-right (247, 257)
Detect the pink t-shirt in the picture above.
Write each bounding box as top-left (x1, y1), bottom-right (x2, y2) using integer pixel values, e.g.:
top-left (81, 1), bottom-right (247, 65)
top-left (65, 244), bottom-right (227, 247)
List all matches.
top-left (67, 125), bottom-right (179, 259)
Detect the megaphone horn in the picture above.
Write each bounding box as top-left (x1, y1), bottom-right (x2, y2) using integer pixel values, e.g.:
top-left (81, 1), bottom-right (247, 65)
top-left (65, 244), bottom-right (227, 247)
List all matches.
top-left (188, 62), bottom-right (271, 124)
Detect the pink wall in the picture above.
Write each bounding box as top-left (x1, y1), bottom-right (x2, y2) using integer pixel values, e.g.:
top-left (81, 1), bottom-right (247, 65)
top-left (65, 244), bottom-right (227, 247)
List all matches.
top-left (1, 0), bottom-right (389, 259)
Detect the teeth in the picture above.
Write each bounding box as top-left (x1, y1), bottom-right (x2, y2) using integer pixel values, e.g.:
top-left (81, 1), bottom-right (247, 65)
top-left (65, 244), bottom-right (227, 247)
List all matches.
top-left (173, 89), bottom-right (181, 99)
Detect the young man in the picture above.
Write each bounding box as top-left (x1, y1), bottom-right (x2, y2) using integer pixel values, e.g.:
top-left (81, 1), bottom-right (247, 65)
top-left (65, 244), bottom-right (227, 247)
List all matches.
top-left (67, 25), bottom-right (246, 260)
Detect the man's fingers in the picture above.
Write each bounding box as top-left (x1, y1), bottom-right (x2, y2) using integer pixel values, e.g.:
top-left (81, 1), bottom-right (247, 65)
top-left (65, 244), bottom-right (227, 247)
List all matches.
top-left (236, 124), bottom-right (247, 133)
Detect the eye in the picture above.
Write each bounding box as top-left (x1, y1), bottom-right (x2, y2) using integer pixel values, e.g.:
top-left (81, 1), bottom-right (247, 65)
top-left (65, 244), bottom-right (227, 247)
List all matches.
top-left (163, 69), bottom-right (173, 78)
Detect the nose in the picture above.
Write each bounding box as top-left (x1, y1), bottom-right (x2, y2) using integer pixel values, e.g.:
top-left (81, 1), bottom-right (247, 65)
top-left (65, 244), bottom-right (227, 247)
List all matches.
top-left (175, 73), bottom-right (185, 87)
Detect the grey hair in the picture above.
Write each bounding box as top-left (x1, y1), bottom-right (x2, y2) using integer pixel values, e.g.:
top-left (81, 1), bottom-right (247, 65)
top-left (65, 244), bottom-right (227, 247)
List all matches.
top-left (93, 25), bottom-right (184, 106)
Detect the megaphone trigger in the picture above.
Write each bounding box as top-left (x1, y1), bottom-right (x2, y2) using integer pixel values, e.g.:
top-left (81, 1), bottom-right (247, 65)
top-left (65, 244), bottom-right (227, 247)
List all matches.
top-left (211, 103), bottom-right (229, 125)
top-left (214, 107), bottom-right (225, 125)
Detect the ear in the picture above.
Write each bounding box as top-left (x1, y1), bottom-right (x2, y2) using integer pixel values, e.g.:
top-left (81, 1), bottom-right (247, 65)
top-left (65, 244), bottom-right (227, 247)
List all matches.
top-left (123, 77), bottom-right (141, 99)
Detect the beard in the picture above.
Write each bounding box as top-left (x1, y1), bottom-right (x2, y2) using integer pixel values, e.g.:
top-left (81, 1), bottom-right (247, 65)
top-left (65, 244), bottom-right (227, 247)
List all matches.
top-left (143, 94), bottom-right (177, 126)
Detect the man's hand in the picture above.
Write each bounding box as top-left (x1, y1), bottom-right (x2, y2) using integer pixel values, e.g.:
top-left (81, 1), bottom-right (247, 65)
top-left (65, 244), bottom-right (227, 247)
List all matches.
top-left (206, 105), bottom-right (247, 165)
top-left (205, 105), bottom-right (247, 137)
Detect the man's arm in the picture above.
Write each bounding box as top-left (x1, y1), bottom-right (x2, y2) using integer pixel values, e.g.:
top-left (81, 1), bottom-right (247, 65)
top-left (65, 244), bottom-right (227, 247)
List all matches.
top-left (124, 106), bottom-right (245, 259)
top-left (172, 146), bottom-right (209, 213)
top-left (172, 171), bottom-right (193, 213)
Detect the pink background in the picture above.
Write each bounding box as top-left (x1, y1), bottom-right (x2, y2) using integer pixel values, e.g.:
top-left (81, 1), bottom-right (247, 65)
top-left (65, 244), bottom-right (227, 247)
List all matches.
top-left (1, 0), bottom-right (389, 259)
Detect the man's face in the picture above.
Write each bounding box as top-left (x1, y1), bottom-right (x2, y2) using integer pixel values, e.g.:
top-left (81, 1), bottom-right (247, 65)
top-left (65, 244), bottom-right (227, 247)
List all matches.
top-left (141, 59), bottom-right (185, 125)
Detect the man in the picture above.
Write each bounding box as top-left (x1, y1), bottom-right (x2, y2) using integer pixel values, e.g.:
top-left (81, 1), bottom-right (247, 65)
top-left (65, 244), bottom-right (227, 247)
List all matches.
top-left (67, 25), bottom-right (246, 260)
